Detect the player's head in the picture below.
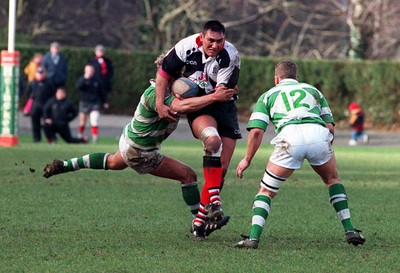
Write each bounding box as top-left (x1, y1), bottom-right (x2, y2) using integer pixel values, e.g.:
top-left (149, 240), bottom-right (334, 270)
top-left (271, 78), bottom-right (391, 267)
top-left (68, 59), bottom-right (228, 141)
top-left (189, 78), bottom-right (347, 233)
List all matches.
top-left (200, 20), bottom-right (226, 58)
top-left (154, 52), bottom-right (166, 69)
top-left (274, 60), bottom-right (298, 84)
top-left (202, 20), bottom-right (225, 35)
top-left (154, 52), bottom-right (176, 87)
top-left (55, 87), bottom-right (67, 100)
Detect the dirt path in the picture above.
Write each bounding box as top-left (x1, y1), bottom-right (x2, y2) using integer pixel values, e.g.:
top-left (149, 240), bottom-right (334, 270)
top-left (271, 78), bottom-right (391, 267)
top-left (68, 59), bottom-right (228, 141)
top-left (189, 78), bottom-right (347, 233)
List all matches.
top-left (18, 113), bottom-right (400, 146)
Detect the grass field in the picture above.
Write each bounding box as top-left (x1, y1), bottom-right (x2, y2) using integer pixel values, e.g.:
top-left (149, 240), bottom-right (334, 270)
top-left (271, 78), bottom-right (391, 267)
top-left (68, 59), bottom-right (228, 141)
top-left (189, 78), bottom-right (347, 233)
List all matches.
top-left (1, 137), bottom-right (400, 272)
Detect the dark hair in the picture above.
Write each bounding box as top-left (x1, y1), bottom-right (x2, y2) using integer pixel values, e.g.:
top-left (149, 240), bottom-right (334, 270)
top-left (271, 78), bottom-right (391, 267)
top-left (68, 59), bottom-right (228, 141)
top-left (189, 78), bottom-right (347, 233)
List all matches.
top-left (203, 20), bottom-right (225, 34)
top-left (275, 60), bottom-right (298, 80)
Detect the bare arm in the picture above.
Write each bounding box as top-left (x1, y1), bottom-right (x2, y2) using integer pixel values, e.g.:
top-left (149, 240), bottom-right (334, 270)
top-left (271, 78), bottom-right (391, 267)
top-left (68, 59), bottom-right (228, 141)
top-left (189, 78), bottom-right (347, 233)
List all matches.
top-left (236, 128), bottom-right (265, 178)
top-left (155, 72), bottom-right (177, 122)
top-left (170, 86), bottom-right (236, 114)
top-left (326, 122), bottom-right (334, 144)
top-left (326, 122), bottom-right (334, 136)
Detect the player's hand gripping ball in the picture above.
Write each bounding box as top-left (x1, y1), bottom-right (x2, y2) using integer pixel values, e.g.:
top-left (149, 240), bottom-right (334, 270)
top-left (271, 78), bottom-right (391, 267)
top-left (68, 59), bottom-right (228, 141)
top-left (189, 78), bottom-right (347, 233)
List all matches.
top-left (171, 77), bottom-right (199, 98)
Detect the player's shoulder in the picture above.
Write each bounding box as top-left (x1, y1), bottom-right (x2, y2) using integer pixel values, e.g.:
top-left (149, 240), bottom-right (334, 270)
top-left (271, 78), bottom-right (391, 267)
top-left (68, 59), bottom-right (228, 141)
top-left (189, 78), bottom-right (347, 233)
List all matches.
top-left (175, 34), bottom-right (201, 50)
top-left (298, 82), bottom-right (317, 89)
top-left (217, 40), bottom-right (239, 62)
top-left (224, 40), bottom-right (239, 54)
top-left (298, 82), bottom-right (323, 95)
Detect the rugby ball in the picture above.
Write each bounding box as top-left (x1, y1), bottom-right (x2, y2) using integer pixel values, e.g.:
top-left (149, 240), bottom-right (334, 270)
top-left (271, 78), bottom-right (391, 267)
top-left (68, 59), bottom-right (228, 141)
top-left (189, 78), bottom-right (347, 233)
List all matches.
top-left (171, 77), bottom-right (199, 98)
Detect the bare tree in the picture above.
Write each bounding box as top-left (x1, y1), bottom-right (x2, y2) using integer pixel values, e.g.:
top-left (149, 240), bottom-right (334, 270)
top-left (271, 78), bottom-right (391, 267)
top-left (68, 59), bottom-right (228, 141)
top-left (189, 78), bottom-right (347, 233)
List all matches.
top-left (1, 0), bottom-right (400, 60)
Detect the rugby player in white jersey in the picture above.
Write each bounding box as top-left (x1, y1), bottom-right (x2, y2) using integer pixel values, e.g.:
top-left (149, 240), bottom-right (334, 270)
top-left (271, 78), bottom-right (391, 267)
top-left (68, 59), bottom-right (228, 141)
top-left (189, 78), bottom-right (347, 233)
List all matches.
top-left (155, 20), bottom-right (241, 240)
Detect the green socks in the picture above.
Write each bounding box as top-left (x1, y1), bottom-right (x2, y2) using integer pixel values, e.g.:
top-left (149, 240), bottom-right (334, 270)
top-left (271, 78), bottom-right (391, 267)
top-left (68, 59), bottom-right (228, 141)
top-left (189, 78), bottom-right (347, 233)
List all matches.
top-left (181, 182), bottom-right (200, 217)
top-left (249, 194), bottom-right (271, 240)
top-left (329, 183), bottom-right (355, 232)
top-left (64, 153), bottom-right (109, 172)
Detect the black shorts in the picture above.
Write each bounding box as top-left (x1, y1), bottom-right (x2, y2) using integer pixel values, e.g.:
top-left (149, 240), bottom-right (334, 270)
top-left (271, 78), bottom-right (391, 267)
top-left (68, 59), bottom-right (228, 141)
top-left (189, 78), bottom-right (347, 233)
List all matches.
top-left (79, 101), bottom-right (101, 114)
top-left (187, 101), bottom-right (242, 139)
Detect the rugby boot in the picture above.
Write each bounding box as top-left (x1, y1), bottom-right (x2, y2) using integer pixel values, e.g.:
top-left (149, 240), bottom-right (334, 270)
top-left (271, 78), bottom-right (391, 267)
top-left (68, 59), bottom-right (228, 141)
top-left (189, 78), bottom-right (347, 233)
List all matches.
top-left (205, 203), bottom-right (224, 221)
top-left (345, 229), bottom-right (366, 246)
top-left (205, 215), bottom-right (230, 236)
top-left (43, 160), bottom-right (64, 178)
top-left (235, 234), bottom-right (259, 249)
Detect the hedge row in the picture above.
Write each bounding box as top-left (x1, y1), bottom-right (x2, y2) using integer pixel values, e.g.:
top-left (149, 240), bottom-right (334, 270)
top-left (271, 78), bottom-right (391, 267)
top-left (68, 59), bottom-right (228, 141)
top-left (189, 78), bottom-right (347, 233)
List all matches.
top-left (14, 46), bottom-right (400, 126)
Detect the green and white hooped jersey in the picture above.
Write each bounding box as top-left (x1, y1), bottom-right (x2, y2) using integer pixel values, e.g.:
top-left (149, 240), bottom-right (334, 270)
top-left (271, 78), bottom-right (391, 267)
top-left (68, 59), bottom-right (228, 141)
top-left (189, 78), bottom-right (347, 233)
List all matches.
top-left (247, 79), bottom-right (335, 133)
top-left (123, 83), bottom-right (177, 150)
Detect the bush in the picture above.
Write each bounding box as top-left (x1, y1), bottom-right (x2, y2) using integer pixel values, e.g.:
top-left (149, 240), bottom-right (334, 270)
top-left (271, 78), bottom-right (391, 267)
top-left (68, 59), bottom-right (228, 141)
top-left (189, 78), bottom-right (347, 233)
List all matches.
top-left (9, 45), bottom-right (400, 126)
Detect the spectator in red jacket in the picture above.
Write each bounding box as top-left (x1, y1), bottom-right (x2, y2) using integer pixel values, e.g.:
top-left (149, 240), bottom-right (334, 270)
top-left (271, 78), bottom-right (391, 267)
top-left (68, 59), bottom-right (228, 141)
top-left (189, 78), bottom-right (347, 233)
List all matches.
top-left (348, 102), bottom-right (368, 146)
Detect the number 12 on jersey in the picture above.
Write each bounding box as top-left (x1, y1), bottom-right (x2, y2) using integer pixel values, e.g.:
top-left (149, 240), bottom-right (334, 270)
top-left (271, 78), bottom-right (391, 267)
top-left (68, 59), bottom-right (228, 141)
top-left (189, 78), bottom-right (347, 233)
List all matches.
top-left (280, 89), bottom-right (310, 112)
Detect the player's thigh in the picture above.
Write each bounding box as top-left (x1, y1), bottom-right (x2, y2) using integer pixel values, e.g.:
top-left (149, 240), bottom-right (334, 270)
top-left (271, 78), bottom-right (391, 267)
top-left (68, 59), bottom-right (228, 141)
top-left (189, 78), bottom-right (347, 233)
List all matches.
top-left (311, 154), bottom-right (339, 185)
top-left (190, 115), bottom-right (218, 138)
top-left (118, 136), bottom-right (162, 174)
top-left (266, 161), bottom-right (295, 179)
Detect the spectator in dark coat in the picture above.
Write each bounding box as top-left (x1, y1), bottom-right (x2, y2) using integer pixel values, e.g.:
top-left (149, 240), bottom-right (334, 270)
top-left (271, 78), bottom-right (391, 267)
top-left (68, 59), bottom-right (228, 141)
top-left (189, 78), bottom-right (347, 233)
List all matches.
top-left (42, 42), bottom-right (68, 88)
top-left (88, 44), bottom-right (113, 107)
top-left (43, 87), bottom-right (86, 144)
top-left (76, 64), bottom-right (106, 143)
top-left (28, 66), bottom-right (55, 142)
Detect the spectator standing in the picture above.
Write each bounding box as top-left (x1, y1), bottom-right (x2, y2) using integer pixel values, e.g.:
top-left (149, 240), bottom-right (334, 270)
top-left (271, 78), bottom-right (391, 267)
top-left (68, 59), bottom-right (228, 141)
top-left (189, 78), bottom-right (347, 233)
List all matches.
top-left (89, 44), bottom-right (113, 107)
top-left (43, 87), bottom-right (87, 144)
top-left (348, 102), bottom-right (368, 146)
top-left (76, 64), bottom-right (106, 143)
top-left (42, 42), bottom-right (68, 88)
top-left (24, 53), bottom-right (43, 83)
top-left (27, 67), bottom-right (55, 142)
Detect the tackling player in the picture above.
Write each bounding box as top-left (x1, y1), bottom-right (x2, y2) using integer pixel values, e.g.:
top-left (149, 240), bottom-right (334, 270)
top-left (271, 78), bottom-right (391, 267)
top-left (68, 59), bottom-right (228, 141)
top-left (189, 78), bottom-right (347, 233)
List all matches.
top-left (43, 53), bottom-right (236, 238)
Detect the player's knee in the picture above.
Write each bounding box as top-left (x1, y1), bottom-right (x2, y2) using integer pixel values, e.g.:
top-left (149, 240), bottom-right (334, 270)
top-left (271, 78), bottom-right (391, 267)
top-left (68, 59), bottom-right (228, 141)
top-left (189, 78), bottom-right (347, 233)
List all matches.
top-left (106, 153), bottom-right (126, 170)
top-left (204, 137), bottom-right (222, 156)
top-left (200, 127), bottom-right (222, 156)
top-left (105, 153), bottom-right (118, 169)
top-left (260, 168), bottom-right (286, 196)
top-left (180, 167), bottom-right (197, 184)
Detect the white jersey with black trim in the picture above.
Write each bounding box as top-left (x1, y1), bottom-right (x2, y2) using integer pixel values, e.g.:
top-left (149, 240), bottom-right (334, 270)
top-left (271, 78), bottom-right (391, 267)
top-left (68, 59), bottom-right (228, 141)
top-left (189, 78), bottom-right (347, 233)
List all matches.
top-left (162, 33), bottom-right (240, 95)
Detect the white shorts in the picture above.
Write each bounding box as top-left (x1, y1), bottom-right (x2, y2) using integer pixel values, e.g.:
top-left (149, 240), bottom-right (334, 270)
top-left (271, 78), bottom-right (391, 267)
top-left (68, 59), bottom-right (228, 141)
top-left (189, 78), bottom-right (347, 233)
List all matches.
top-left (118, 135), bottom-right (163, 174)
top-left (269, 124), bottom-right (334, 169)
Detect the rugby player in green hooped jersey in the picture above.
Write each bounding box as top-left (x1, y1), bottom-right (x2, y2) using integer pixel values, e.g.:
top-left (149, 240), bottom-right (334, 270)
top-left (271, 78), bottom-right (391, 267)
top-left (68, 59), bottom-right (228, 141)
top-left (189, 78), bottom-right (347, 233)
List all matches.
top-left (235, 60), bottom-right (365, 249)
top-left (43, 53), bottom-right (236, 238)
